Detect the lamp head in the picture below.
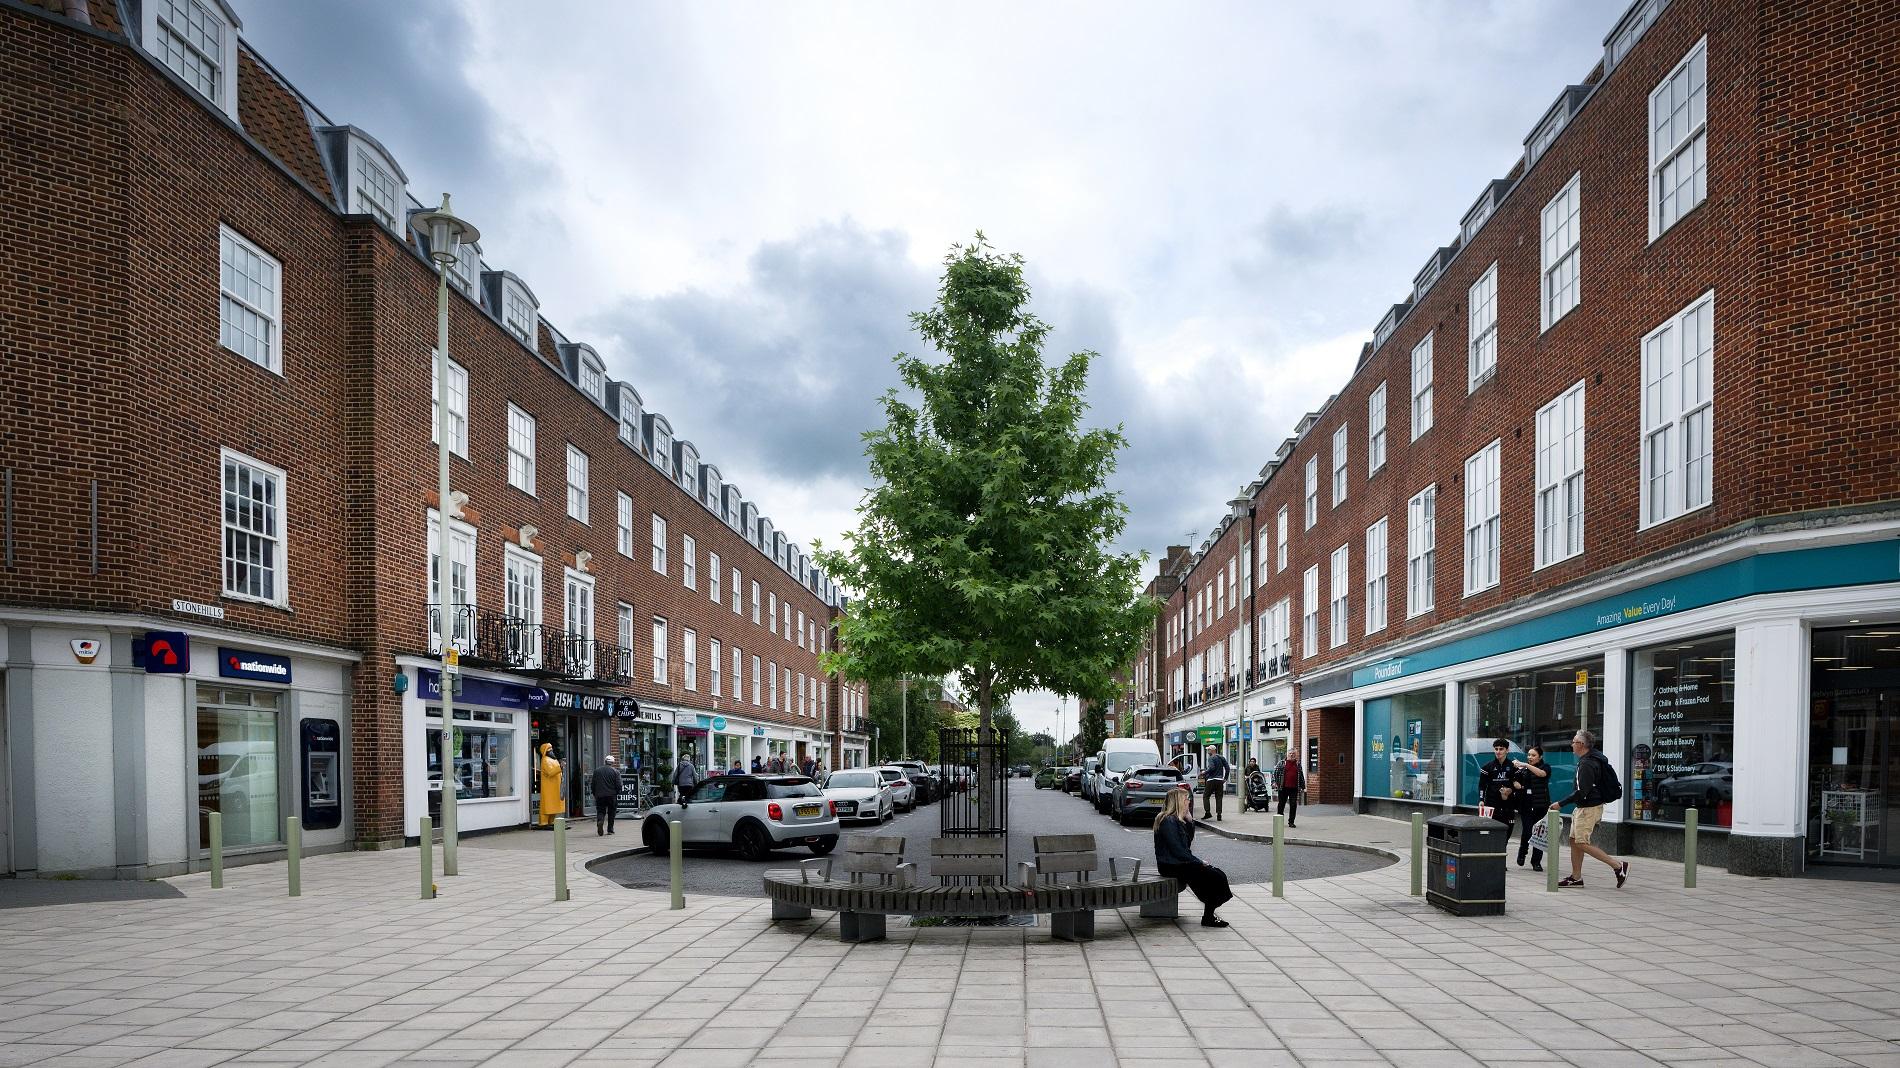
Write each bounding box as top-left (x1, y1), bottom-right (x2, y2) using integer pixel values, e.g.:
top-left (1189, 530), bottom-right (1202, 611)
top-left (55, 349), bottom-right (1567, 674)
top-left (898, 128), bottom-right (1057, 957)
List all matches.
top-left (414, 193), bottom-right (480, 267)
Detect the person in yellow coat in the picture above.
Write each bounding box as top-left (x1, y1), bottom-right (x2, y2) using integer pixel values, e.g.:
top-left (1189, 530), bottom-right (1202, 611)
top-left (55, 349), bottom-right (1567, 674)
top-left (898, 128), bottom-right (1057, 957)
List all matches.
top-left (537, 743), bottom-right (564, 827)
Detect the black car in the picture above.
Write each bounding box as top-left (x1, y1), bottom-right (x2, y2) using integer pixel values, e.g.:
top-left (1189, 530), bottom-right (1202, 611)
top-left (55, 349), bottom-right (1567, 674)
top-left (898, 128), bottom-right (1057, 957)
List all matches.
top-left (1111, 765), bottom-right (1191, 825)
top-left (891, 760), bottom-right (937, 803)
top-left (1061, 765), bottom-right (1083, 792)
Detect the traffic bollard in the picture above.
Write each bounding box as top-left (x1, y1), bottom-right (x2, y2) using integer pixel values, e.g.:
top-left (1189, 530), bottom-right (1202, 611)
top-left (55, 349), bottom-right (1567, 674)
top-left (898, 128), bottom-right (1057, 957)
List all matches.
top-left (420, 816), bottom-right (435, 900)
top-left (554, 817), bottom-right (570, 902)
top-left (1271, 813), bottom-right (1285, 898)
top-left (1546, 810), bottom-right (1561, 893)
top-left (209, 811), bottom-right (224, 889)
top-left (1410, 812), bottom-right (1424, 897)
top-left (669, 819), bottom-right (685, 910)
top-left (286, 816), bottom-right (301, 897)
top-left (1684, 807), bottom-right (1698, 889)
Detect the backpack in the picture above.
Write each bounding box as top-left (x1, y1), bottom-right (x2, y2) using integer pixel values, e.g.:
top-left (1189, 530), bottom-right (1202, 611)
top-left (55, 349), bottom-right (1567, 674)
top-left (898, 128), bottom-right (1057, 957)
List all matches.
top-left (1589, 751), bottom-right (1622, 804)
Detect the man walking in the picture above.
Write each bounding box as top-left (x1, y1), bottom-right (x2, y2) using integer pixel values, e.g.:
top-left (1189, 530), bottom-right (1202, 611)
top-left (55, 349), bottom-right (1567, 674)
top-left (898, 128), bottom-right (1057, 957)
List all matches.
top-left (1201, 748), bottom-right (1230, 821)
top-left (673, 748), bottom-right (699, 805)
top-left (1477, 738), bottom-right (1521, 850)
top-left (1551, 730), bottom-right (1630, 889)
top-left (1277, 752), bottom-right (1304, 828)
top-left (592, 755), bottom-right (623, 836)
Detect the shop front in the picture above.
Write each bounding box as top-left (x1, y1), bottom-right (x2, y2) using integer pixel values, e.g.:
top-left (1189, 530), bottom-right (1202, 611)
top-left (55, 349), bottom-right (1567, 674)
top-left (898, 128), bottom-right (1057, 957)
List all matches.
top-left (406, 666), bottom-right (533, 836)
top-left (1807, 622), bottom-right (1900, 870)
top-left (1253, 713), bottom-right (1293, 772)
top-left (1362, 686), bottom-right (1447, 817)
top-left (1460, 656), bottom-right (1607, 812)
top-left (529, 688), bottom-right (617, 822)
top-left (615, 706), bottom-right (672, 813)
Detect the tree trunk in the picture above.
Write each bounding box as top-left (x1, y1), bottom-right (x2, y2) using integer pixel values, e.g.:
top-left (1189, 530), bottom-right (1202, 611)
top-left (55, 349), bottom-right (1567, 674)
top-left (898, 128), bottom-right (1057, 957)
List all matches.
top-left (976, 673), bottom-right (998, 834)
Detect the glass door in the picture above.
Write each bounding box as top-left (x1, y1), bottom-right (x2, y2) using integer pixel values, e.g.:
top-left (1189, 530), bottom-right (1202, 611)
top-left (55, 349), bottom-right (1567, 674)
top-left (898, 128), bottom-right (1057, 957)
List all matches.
top-left (575, 718), bottom-right (599, 819)
top-left (1808, 624), bottom-right (1900, 868)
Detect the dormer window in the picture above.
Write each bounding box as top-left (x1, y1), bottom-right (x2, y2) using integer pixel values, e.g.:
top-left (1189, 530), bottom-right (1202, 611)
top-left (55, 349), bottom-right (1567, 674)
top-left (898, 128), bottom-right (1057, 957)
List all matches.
top-left (353, 149), bottom-right (401, 229)
top-left (504, 291), bottom-right (534, 344)
top-left (677, 443), bottom-right (699, 496)
top-left (447, 241), bottom-right (481, 298)
top-left (618, 389), bottom-right (645, 452)
top-left (486, 272), bottom-right (539, 348)
top-left (645, 415), bottom-right (673, 476)
top-left (146, 0), bottom-right (239, 119)
top-left (702, 466), bottom-right (722, 512)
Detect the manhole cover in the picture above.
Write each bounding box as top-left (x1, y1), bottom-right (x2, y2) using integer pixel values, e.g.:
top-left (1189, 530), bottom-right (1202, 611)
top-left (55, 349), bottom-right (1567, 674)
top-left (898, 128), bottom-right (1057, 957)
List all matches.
top-left (908, 914), bottom-right (1038, 928)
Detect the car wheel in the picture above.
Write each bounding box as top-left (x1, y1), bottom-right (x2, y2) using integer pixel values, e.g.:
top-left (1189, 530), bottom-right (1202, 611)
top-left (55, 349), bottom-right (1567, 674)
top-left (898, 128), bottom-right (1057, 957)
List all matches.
top-left (809, 835), bottom-right (838, 856)
top-left (643, 817), bottom-right (669, 855)
top-left (1116, 806), bottom-right (1129, 826)
top-left (734, 821), bottom-right (772, 862)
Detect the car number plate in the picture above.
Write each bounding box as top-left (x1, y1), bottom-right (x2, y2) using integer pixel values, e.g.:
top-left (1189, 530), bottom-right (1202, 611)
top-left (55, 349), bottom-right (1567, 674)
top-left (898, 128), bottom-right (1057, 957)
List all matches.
top-left (795, 803), bottom-right (823, 818)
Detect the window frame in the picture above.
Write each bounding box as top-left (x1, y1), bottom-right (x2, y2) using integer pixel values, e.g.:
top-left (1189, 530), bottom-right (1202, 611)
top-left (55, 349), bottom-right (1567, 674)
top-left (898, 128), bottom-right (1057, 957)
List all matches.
top-left (1406, 485), bottom-right (1437, 619)
top-left (564, 445), bottom-right (589, 523)
top-left (1329, 544), bottom-right (1350, 650)
top-left (147, 0), bottom-right (237, 117)
top-left (683, 628), bottom-right (698, 692)
top-left (1541, 173), bottom-right (1583, 331)
top-left (1275, 506), bottom-right (1288, 571)
top-left (709, 552), bottom-right (722, 605)
top-left (217, 225), bottom-right (283, 374)
top-left (1367, 383), bottom-right (1387, 476)
top-left (1463, 440), bottom-right (1503, 596)
top-left (506, 404), bottom-right (536, 495)
top-left (1304, 457), bottom-right (1319, 529)
top-left (1410, 333), bottom-right (1434, 441)
top-left (220, 448), bottom-right (287, 607)
top-left (1365, 517), bottom-right (1389, 634)
top-left (1640, 291), bottom-right (1716, 528)
top-left (1331, 424), bottom-right (1349, 506)
top-left (1649, 37), bottom-right (1710, 242)
top-left (1534, 380), bottom-right (1588, 568)
top-left (651, 617), bottom-right (668, 684)
top-left (1468, 263), bottom-right (1499, 392)
top-left (682, 533), bottom-right (697, 590)
top-left (1301, 566), bottom-right (1319, 659)
top-left (429, 353), bottom-right (469, 459)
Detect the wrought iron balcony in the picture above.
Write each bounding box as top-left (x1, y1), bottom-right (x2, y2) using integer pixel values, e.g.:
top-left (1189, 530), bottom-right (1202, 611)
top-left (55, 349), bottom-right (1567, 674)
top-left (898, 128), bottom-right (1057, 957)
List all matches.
top-left (426, 604), bottom-right (479, 657)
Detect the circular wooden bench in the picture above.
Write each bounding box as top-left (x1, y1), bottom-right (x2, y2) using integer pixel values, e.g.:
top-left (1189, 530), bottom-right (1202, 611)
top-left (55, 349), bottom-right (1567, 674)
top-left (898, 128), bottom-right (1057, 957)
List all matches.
top-left (763, 833), bottom-right (1183, 942)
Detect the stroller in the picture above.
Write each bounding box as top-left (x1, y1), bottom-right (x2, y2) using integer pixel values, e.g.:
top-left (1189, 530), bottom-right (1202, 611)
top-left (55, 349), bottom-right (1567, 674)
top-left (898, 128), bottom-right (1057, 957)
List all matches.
top-left (1242, 769), bottom-right (1273, 813)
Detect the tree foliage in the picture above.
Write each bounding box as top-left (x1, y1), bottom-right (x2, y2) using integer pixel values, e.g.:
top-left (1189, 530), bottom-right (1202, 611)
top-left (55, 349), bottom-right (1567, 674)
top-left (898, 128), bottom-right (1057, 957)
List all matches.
top-left (817, 236), bottom-right (1156, 744)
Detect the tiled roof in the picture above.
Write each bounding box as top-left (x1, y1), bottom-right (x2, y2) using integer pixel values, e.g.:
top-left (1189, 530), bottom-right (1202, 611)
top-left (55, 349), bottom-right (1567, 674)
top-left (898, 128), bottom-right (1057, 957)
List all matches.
top-left (17, 0), bottom-right (123, 33)
top-left (236, 48), bottom-right (334, 201)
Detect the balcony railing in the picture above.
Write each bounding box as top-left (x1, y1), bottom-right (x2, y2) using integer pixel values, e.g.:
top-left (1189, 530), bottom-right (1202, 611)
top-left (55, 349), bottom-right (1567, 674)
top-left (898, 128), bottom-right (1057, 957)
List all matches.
top-left (427, 603), bottom-right (479, 657)
top-left (427, 612), bottom-right (631, 685)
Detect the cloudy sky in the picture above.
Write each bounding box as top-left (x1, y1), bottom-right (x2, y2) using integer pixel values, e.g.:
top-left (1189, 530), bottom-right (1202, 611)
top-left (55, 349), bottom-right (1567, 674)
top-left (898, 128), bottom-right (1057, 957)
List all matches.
top-left (241, 0), bottom-right (1624, 739)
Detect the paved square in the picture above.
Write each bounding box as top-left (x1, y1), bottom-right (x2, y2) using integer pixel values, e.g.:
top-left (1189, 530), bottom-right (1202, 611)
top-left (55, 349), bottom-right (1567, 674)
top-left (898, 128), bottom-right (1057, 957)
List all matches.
top-left (2, 828), bottom-right (1896, 1068)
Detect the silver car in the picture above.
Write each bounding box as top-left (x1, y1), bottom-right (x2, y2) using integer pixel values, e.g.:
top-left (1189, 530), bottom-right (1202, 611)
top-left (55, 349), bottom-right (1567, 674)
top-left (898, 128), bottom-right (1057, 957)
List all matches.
top-left (641, 775), bottom-right (841, 861)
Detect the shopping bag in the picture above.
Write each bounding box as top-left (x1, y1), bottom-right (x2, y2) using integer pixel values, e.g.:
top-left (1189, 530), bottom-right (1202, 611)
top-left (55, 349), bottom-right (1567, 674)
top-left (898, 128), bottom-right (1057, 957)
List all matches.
top-left (1477, 804), bottom-right (1495, 820)
top-left (1529, 817), bottom-right (1549, 853)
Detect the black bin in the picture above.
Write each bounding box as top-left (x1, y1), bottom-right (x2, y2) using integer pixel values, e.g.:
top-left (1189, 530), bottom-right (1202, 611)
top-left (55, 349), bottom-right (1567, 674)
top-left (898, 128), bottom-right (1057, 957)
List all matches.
top-left (1425, 813), bottom-right (1508, 916)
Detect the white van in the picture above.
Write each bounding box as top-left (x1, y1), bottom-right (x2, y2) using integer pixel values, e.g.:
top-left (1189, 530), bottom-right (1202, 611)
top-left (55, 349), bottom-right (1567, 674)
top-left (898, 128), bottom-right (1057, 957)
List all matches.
top-left (1093, 738), bottom-right (1163, 814)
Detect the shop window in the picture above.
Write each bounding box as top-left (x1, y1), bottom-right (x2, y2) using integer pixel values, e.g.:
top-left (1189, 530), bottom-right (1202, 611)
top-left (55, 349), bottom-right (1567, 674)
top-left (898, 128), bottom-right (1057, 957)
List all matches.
top-left (1460, 656), bottom-right (1605, 807)
top-left (196, 684), bottom-right (284, 848)
top-left (425, 717), bottom-right (517, 802)
top-left (1363, 688), bottom-right (1445, 802)
top-left (1631, 633), bottom-right (1735, 828)
top-left (1809, 623), bottom-right (1900, 865)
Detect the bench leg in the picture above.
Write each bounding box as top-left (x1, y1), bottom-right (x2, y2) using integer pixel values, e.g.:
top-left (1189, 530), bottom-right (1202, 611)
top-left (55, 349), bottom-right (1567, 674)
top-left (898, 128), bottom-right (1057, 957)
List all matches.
top-left (771, 899), bottom-right (812, 921)
top-left (839, 911), bottom-right (886, 943)
top-left (1139, 894), bottom-right (1180, 919)
top-left (1050, 910), bottom-right (1095, 942)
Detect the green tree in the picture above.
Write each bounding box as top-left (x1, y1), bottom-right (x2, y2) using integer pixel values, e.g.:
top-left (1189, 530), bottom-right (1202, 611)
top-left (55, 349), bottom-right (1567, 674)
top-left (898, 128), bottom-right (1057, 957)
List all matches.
top-left (1080, 699), bottom-right (1107, 756)
top-left (865, 676), bottom-right (947, 763)
top-left (818, 237), bottom-right (1156, 824)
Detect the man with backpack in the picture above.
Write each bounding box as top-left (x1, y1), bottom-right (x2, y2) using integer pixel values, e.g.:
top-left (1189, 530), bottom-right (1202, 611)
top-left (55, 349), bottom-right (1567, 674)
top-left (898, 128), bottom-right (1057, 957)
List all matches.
top-left (1550, 730), bottom-right (1630, 889)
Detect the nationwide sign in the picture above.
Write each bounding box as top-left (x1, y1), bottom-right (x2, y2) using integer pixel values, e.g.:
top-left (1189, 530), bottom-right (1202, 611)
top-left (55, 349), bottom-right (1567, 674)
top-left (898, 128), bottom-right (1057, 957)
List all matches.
top-left (219, 647), bottom-right (291, 683)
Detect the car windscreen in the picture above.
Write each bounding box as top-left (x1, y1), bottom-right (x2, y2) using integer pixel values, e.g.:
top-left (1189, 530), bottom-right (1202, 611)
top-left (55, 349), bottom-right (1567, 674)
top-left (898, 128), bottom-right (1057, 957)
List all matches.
top-left (1104, 752), bottom-right (1155, 773)
top-left (1131, 769), bottom-right (1182, 783)
top-left (826, 773), bottom-right (880, 790)
top-left (764, 780), bottom-right (820, 799)
top-left (877, 768), bottom-right (905, 781)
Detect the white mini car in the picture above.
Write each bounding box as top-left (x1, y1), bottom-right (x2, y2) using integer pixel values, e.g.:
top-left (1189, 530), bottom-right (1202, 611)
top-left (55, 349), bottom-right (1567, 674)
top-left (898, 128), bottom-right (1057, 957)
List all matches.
top-left (640, 775), bottom-right (841, 861)
top-left (822, 769), bottom-right (895, 824)
top-left (874, 765), bottom-right (917, 812)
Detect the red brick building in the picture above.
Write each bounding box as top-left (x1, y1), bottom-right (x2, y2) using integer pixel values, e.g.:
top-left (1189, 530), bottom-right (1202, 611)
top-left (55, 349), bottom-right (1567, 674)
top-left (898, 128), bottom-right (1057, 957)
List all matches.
top-left (0, 0), bottom-right (863, 876)
top-left (1148, 0), bottom-right (1900, 875)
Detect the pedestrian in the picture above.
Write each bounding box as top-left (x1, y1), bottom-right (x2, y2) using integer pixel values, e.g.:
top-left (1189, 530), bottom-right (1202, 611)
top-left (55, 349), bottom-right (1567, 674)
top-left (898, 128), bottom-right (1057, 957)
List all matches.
top-left (673, 748), bottom-right (699, 805)
top-left (1153, 785), bottom-right (1233, 928)
top-left (1277, 752), bottom-right (1304, 828)
top-left (751, 755), bottom-right (764, 774)
top-left (1201, 748), bottom-right (1230, 821)
top-left (728, 760), bottom-right (742, 775)
top-left (591, 755), bottom-right (623, 836)
top-left (1551, 730), bottom-right (1630, 889)
top-left (1478, 738), bottom-right (1520, 852)
top-left (1513, 744), bottom-right (1553, 871)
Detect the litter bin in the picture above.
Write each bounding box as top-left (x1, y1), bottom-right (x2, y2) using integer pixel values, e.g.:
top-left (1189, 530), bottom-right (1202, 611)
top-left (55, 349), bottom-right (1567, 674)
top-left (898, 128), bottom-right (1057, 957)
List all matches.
top-left (1425, 813), bottom-right (1508, 916)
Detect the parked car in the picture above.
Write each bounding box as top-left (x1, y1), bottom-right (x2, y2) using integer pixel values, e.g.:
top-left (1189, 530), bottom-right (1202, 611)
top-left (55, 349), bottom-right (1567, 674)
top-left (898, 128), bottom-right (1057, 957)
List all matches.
top-left (1012, 764), bottom-right (1032, 777)
top-left (1062, 765), bottom-right (1084, 793)
top-left (1034, 766), bottom-right (1062, 790)
top-left (640, 775), bottom-right (840, 861)
top-left (890, 760), bottom-right (937, 803)
top-left (1657, 762), bottom-right (1734, 803)
top-left (874, 765), bottom-right (918, 811)
top-left (821, 769), bottom-right (895, 824)
top-left (1112, 765), bottom-right (1192, 826)
top-left (1093, 738), bottom-right (1163, 815)
top-left (1078, 757), bottom-right (1103, 803)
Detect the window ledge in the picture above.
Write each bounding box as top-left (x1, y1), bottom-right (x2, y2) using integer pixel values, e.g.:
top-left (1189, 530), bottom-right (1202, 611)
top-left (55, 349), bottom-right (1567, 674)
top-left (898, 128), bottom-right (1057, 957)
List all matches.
top-left (221, 593), bottom-right (292, 614)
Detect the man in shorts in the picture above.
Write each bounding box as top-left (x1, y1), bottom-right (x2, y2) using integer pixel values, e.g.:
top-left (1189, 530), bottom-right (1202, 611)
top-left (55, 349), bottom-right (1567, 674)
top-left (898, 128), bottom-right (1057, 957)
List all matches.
top-left (1551, 730), bottom-right (1629, 889)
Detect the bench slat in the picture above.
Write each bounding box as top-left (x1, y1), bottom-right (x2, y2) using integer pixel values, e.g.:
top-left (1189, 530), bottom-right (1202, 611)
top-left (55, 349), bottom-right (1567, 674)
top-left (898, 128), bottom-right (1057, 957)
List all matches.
top-left (931, 837), bottom-right (1005, 856)
top-left (1032, 834), bottom-right (1097, 853)
top-left (850, 836), bottom-right (907, 855)
top-left (843, 854), bottom-right (908, 875)
top-left (1034, 854), bottom-right (1097, 875)
top-left (931, 858), bottom-right (1007, 878)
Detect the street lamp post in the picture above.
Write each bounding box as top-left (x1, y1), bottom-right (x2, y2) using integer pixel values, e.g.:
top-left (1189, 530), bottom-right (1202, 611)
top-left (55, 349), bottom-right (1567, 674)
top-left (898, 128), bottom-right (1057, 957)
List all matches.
top-left (1230, 496), bottom-right (1256, 798)
top-left (414, 195), bottom-right (479, 877)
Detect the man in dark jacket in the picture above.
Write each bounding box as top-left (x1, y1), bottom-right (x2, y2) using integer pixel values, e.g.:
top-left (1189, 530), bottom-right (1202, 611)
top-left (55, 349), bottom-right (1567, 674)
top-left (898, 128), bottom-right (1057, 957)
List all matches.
top-left (1201, 750), bottom-right (1230, 821)
top-left (1277, 754), bottom-right (1304, 828)
top-left (1551, 730), bottom-right (1630, 889)
top-left (592, 756), bottom-right (623, 836)
top-left (1477, 738), bottom-right (1520, 849)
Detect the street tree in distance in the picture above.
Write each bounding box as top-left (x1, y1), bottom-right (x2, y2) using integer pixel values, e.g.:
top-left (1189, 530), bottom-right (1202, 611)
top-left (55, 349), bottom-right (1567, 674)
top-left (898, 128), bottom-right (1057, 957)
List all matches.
top-left (817, 235), bottom-right (1155, 824)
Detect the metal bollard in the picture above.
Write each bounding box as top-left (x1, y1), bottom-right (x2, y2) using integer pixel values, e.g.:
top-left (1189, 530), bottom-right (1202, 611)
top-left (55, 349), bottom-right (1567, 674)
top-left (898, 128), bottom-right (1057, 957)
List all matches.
top-left (1410, 812), bottom-right (1424, 896)
top-left (209, 811), bottom-right (224, 889)
top-left (286, 816), bottom-right (301, 897)
top-left (554, 817), bottom-right (570, 902)
top-left (1546, 810), bottom-right (1561, 893)
top-left (420, 816), bottom-right (435, 900)
top-left (1684, 807), bottom-right (1698, 889)
top-left (669, 819), bottom-right (685, 910)
top-left (1271, 813), bottom-right (1285, 898)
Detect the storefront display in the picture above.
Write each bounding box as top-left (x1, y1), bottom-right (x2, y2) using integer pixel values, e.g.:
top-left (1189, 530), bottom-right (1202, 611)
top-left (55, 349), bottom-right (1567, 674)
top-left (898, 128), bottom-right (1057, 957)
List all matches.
top-left (1363, 688), bottom-right (1445, 802)
top-left (424, 716), bottom-right (517, 800)
top-left (196, 684), bottom-right (284, 848)
top-left (1630, 633), bottom-right (1735, 827)
top-left (1460, 657), bottom-right (1603, 807)
top-left (1807, 623), bottom-right (1900, 867)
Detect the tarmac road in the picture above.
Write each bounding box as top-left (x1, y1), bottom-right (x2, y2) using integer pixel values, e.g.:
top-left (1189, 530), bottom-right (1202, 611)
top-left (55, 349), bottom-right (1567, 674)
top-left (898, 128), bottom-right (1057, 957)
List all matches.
top-left (590, 776), bottom-right (1389, 897)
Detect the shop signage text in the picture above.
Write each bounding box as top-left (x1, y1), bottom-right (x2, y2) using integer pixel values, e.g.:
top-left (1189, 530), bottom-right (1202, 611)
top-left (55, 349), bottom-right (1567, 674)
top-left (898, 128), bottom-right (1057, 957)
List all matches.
top-left (1196, 725), bottom-right (1223, 745)
top-left (419, 670), bottom-right (531, 710)
top-left (547, 689), bottom-right (613, 715)
top-left (219, 647), bottom-right (291, 683)
top-left (752, 726), bottom-right (766, 737)
top-left (171, 598), bottom-right (225, 620)
top-left (1262, 715), bottom-right (1292, 731)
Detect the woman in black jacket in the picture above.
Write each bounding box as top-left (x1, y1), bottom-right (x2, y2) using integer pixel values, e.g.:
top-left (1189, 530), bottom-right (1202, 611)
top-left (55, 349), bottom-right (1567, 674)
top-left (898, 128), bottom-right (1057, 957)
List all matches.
top-left (1153, 786), bottom-right (1233, 927)
top-left (1512, 745), bottom-right (1553, 870)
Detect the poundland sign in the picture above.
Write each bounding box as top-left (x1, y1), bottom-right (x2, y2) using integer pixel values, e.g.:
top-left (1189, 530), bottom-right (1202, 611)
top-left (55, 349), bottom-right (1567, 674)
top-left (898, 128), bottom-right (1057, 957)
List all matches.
top-left (219, 647), bottom-right (292, 683)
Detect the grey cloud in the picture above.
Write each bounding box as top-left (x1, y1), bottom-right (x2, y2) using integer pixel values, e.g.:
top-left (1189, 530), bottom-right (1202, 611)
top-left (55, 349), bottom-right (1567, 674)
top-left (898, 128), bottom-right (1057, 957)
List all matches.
top-left (1232, 203), bottom-right (1370, 284)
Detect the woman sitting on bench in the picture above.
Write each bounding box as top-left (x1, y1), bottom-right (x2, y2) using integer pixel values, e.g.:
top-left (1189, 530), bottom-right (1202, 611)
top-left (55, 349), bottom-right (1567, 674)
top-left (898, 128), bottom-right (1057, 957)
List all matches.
top-left (1153, 786), bottom-right (1233, 928)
